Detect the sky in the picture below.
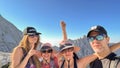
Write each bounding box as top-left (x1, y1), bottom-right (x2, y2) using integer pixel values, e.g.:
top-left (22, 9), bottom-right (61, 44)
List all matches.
top-left (0, 0), bottom-right (120, 45)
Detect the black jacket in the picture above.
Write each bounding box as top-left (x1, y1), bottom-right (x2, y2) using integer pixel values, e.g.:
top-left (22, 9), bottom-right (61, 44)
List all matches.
top-left (90, 53), bottom-right (120, 68)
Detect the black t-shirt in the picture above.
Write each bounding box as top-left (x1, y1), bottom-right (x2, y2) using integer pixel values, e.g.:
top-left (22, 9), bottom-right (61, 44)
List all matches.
top-left (90, 53), bottom-right (120, 68)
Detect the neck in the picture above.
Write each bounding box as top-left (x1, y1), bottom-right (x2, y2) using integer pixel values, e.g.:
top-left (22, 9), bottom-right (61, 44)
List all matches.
top-left (43, 58), bottom-right (50, 64)
top-left (65, 58), bottom-right (74, 66)
top-left (96, 48), bottom-right (111, 59)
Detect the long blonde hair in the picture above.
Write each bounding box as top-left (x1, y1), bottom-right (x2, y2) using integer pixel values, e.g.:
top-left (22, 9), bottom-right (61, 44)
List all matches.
top-left (18, 35), bottom-right (40, 68)
top-left (19, 35), bottom-right (40, 52)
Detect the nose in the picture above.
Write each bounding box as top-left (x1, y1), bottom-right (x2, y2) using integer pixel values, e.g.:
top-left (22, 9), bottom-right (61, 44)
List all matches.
top-left (65, 50), bottom-right (70, 54)
top-left (92, 38), bottom-right (98, 42)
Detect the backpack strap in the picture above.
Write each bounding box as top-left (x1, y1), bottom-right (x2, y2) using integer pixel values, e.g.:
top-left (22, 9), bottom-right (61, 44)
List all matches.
top-left (21, 47), bottom-right (27, 62)
top-left (110, 56), bottom-right (120, 68)
top-left (61, 60), bottom-right (65, 68)
top-left (73, 55), bottom-right (78, 68)
top-left (60, 53), bottom-right (78, 68)
top-left (114, 57), bottom-right (120, 68)
top-left (21, 47), bottom-right (31, 68)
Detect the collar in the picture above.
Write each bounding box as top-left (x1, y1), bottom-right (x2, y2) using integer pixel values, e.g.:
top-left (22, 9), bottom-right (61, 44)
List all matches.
top-left (104, 52), bottom-right (116, 60)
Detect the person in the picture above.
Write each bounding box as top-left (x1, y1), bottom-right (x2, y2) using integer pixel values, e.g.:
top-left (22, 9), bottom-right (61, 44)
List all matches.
top-left (39, 43), bottom-right (59, 68)
top-left (11, 27), bottom-right (41, 68)
top-left (59, 21), bottom-right (120, 68)
top-left (87, 25), bottom-right (120, 68)
top-left (59, 21), bottom-right (97, 68)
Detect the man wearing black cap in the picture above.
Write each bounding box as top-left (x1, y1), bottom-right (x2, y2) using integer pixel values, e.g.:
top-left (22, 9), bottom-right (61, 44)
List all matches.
top-left (87, 25), bottom-right (120, 68)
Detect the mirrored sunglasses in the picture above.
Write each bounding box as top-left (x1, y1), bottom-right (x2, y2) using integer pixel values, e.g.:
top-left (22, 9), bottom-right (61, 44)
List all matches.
top-left (40, 49), bottom-right (53, 53)
top-left (88, 34), bottom-right (106, 42)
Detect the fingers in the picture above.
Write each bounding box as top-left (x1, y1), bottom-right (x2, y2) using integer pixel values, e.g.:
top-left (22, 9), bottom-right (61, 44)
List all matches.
top-left (31, 45), bottom-right (35, 50)
top-left (60, 21), bottom-right (66, 28)
top-left (28, 45), bottom-right (36, 56)
top-left (28, 49), bottom-right (38, 57)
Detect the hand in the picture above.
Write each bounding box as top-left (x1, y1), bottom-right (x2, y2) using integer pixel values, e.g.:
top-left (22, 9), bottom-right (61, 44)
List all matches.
top-left (28, 45), bottom-right (37, 57)
top-left (35, 50), bottom-right (41, 58)
top-left (60, 21), bottom-right (66, 29)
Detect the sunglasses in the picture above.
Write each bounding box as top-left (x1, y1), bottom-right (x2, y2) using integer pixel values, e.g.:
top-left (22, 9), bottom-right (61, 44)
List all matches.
top-left (88, 34), bottom-right (106, 42)
top-left (41, 49), bottom-right (53, 53)
top-left (28, 34), bottom-right (39, 38)
top-left (61, 47), bottom-right (74, 53)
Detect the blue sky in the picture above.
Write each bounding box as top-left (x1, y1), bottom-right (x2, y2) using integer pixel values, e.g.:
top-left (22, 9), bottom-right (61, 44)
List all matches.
top-left (0, 0), bottom-right (120, 45)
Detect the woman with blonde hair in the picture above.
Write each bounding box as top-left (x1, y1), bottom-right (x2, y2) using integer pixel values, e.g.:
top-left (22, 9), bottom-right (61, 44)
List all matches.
top-left (11, 27), bottom-right (41, 68)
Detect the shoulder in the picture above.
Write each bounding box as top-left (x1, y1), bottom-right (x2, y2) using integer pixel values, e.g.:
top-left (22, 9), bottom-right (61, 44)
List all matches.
top-left (13, 46), bottom-right (23, 52)
top-left (12, 46), bottom-right (23, 57)
top-left (58, 58), bottom-right (64, 67)
top-left (109, 56), bottom-right (120, 67)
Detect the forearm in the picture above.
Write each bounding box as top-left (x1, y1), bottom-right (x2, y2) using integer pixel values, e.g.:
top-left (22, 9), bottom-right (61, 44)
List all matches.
top-left (14, 54), bottom-right (31, 68)
top-left (81, 54), bottom-right (97, 66)
top-left (110, 42), bottom-right (120, 52)
top-left (60, 21), bottom-right (67, 41)
top-left (62, 27), bottom-right (67, 41)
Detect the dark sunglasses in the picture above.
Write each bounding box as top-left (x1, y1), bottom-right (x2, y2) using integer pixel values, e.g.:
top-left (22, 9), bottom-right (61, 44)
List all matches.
top-left (28, 34), bottom-right (39, 38)
top-left (88, 34), bottom-right (106, 42)
top-left (41, 49), bottom-right (53, 53)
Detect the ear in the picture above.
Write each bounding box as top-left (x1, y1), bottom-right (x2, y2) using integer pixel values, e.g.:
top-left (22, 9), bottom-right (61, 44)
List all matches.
top-left (106, 36), bottom-right (110, 43)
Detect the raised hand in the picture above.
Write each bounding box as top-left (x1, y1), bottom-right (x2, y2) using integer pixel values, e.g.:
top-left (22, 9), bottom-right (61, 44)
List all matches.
top-left (60, 21), bottom-right (66, 30)
top-left (60, 21), bottom-right (67, 42)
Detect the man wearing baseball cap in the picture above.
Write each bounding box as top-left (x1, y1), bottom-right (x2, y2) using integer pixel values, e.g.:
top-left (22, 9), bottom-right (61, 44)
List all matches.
top-left (87, 25), bottom-right (120, 68)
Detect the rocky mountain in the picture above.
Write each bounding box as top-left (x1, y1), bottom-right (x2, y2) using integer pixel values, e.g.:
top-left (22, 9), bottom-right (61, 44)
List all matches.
top-left (0, 15), bottom-right (120, 67)
top-left (0, 15), bottom-right (22, 52)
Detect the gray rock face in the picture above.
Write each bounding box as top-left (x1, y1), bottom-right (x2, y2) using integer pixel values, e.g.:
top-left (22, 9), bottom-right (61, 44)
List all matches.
top-left (0, 15), bottom-right (22, 52)
top-left (69, 35), bottom-right (94, 58)
top-left (0, 52), bottom-right (11, 67)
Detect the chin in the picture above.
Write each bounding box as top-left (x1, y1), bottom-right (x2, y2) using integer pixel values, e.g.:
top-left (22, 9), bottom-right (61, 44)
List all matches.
top-left (94, 49), bottom-right (104, 53)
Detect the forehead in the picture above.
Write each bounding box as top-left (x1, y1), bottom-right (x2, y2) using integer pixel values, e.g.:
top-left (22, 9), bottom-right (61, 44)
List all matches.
top-left (89, 31), bottom-right (100, 36)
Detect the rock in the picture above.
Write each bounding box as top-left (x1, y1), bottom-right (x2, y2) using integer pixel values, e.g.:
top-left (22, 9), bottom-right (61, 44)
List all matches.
top-left (0, 15), bottom-right (22, 52)
top-left (0, 51), bottom-right (11, 67)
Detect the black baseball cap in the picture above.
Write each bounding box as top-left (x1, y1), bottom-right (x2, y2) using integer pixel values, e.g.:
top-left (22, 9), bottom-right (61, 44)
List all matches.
top-left (23, 27), bottom-right (41, 35)
top-left (87, 25), bottom-right (108, 37)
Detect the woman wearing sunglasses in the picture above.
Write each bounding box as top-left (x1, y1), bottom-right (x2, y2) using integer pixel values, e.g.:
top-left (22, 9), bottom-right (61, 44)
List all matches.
top-left (11, 27), bottom-right (41, 68)
top-left (59, 21), bottom-right (120, 68)
top-left (39, 43), bottom-right (59, 68)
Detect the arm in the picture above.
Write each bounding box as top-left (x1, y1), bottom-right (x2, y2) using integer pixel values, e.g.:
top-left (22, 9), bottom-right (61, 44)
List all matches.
top-left (78, 54), bottom-right (97, 68)
top-left (110, 42), bottom-right (120, 52)
top-left (78, 42), bottom-right (120, 67)
top-left (11, 46), bottom-right (36, 68)
top-left (11, 47), bottom-right (31, 68)
top-left (60, 21), bottom-right (67, 41)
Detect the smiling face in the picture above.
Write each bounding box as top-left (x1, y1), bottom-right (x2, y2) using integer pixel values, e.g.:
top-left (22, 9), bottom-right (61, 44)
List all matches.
top-left (61, 47), bottom-right (74, 60)
top-left (41, 48), bottom-right (53, 60)
top-left (88, 31), bottom-right (110, 53)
